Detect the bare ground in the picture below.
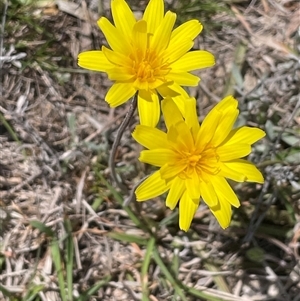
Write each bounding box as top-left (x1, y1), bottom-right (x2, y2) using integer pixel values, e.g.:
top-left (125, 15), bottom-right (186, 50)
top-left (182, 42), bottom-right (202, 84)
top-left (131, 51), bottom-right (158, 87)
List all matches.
top-left (0, 0), bottom-right (300, 300)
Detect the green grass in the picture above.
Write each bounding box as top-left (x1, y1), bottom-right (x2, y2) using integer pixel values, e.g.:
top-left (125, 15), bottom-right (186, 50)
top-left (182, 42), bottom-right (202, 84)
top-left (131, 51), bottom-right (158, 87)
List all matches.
top-left (1, 0), bottom-right (299, 300)
top-left (174, 0), bottom-right (232, 30)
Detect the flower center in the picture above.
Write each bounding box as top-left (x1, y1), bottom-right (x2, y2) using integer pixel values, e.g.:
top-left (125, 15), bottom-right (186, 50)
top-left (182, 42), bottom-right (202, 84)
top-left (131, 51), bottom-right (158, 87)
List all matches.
top-left (179, 147), bottom-right (220, 179)
top-left (187, 154), bottom-right (201, 167)
top-left (130, 48), bottom-right (170, 89)
top-left (136, 60), bottom-right (155, 82)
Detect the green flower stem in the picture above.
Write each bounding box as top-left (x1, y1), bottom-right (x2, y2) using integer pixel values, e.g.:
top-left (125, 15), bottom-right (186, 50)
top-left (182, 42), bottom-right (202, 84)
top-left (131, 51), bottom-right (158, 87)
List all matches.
top-left (109, 94), bottom-right (137, 193)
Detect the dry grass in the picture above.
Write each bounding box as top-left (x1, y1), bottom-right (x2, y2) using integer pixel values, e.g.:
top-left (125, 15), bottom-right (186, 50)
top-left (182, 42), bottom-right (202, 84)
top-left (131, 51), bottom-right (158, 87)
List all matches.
top-left (0, 0), bottom-right (299, 300)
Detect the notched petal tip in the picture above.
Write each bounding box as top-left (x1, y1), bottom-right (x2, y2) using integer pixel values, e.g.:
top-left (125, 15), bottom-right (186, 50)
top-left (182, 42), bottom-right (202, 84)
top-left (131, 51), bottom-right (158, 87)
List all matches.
top-left (97, 17), bottom-right (109, 30)
top-left (143, 0), bottom-right (165, 34)
top-left (135, 171), bottom-right (169, 200)
top-left (210, 205), bottom-right (232, 229)
top-left (136, 198), bottom-right (147, 202)
top-left (179, 193), bottom-right (199, 232)
top-left (77, 51), bottom-right (113, 72)
top-left (217, 95), bottom-right (238, 112)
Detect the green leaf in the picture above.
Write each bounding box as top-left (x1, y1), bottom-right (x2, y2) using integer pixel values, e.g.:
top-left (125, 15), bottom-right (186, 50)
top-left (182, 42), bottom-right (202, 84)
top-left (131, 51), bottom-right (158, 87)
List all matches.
top-left (0, 112), bottom-right (20, 144)
top-left (108, 232), bottom-right (148, 246)
top-left (64, 219), bottom-right (74, 301)
top-left (0, 285), bottom-right (12, 297)
top-left (246, 247), bottom-right (265, 263)
top-left (76, 275), bottom-right (112, 301)
top-left (99, 175), bottom-right (143, 228)
top-left (152, 249), bottom-right (187, 301)
top-left (24, 284), bottom-right (44, 301)
top-left (30, 220), bottom-right (54, 237)
top-left (265, 120), bottom-right (276, 141)
top-left (51, 239), bottom-right (67, 301)
top-left (281, 133), bottom-right (300, 147)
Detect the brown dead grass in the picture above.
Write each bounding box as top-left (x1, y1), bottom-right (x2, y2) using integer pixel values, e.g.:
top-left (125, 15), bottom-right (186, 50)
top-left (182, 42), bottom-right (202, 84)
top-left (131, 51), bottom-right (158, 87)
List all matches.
top-left (0, 0), bottom-right (300, 300)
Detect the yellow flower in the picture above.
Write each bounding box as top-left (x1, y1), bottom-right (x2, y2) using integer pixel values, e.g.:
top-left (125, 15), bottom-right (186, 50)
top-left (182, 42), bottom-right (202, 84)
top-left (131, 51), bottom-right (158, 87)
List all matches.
top-left (78, 0), bottom-right (215, 127)
top-left (132, 96), bottom-right (265, 231)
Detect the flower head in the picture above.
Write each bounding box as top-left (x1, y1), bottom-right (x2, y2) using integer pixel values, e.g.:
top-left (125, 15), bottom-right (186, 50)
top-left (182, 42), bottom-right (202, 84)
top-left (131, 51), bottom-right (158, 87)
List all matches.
top-left (78, 0), bottom-right (215, 127)
top-left (132, 96), bottom-right (265, 231)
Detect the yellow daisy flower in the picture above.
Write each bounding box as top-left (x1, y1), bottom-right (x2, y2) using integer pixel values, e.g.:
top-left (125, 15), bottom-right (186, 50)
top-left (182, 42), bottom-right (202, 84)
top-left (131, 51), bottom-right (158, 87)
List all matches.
top-left (78, 0), bottom-right (215, 127)
top-left (132, 96), bottom-right (265, 231)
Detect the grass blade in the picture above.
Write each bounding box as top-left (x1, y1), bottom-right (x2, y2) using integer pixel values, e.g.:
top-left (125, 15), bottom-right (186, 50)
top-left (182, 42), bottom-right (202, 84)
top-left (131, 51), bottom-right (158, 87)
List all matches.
top-left (99, 174), bottom-right (143, 228)
top-left (141, 237), bottom-right (155, 301)
top-left (51, 239), bottom-right (67, 301)
top-left (64, 219), bottom-right (74, 301)
top-left (152, 249), bottom-right (187, 301)
top-left (76, 275), bottom-right (112, 301)
top-left (108, 231), bottom-right (148, 246)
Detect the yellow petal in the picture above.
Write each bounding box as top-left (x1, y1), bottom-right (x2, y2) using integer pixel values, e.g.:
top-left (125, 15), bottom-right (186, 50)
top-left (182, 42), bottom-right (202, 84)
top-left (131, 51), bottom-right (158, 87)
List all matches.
top-left (132, 20), bottom-right (147, 55)
top-left (138, 89), bottom-right (153, 101)
top-left (134, 79), bottom-right (150, 91)
top-left (210, 198), bottom-right (232, 229)
top-left (165, 20), bottom-right (202, 63)
top-left (171, 19), bottom-right (202, 40)
top-left (217, 143), bottom-right (251, 161)
top-left (166, 177), bottom-right (185, 209)
top-left (164, 39), bottom-right (194, 64)
top-left (149, 77), bottom-right (171, 90)
top-left (136, 171), bottom-right (168, 201)
top-left (167, 124), bottom-right (179, 144)
top-left (224, 160), bottom-right (264, 183)
top-left (166, 83), bottom-right (189, 115)
top-left (186, 169), bottom-right (201, 199)
top-left (143, 0), bottom-right (164, 34)
top-left (138, 91), bottom-right (160, 127)
top-left (111, 0), bottom-right (136, 40)
top-left (151, 11), bottom-right (176, 53)
top-left (214, 95), bottom-right (238, 112)
top-left (195, 106), bottom-right (222, 151)
top-left (160, 163), bottom-right (186, 179)
top-left (222, 127), bottom-right (266, 146)
top-left (210, 176), bottom-right (240, 208)
top-left (106, 83), bottom-right (136, 107)
top-left (107, 67), bottom-right (134, 81)
top-left (132, 125), bottom-right (168, 149)
top-left (98, 17), bottom-right (131, 54)
top-left (196, 96), bottom-right (239, 149)
top-left (199, 180), bottom-right (218, 207)
top-left (212, 105), bottom-right (239, 146)
top-left (156, 83), bottom-right (180, 98)
top-left (139, 149), bottom-right (175, 167)
top-left (161, 97), bottom-right (183, 130)
top-left (218, 162), bottom-right (247, 182)
top-left (175, 121), bottom-right (194, 150)
top-left (102, 46), bottom-right (132, 68)
top-left (184, 97), bottom-right (200, 137)
top-left (170, 51), bottom-right (215, 71)
top-left (78, 51), bottom-right (113, 72)
top-left (167, 71), bottom-right (200, 86)
top-left (179, 191), bottom-right (199, 231)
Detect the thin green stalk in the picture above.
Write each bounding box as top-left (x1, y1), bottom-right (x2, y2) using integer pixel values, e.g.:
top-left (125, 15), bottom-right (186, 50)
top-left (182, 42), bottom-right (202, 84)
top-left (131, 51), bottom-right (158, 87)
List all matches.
top-left (108, 94), bottom-right (137, 193)
top-left (181, 284), bottom-right (227, 301)
top-left (0, 112), bottom-right (21, 144)
top-left (76, 275), bottom-right (112, 301)
top-left (65, 219), bottom-right (74, 301)
top-left (152, 249), bottom-right (187, 301)
top-left (141, 237), bottom-right (155, 301)
top-left (51, 239), bottom-right (67, 301)
top-left (100, 174), bottom-right (143, 228)
top-left (108, 232), bottom-right (148, 246)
